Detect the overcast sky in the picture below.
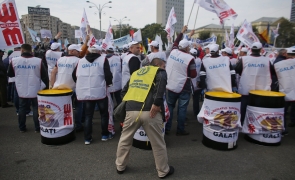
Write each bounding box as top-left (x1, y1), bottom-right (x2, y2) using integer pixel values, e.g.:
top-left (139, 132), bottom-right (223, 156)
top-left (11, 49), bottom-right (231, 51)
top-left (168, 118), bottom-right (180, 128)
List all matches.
top-left (14, 0), bottom-right (291, 31)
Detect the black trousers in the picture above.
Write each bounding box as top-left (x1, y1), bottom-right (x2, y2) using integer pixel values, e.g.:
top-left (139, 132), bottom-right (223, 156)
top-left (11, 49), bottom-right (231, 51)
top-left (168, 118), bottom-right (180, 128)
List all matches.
top-left (0, 77), bottom-right (8, 107)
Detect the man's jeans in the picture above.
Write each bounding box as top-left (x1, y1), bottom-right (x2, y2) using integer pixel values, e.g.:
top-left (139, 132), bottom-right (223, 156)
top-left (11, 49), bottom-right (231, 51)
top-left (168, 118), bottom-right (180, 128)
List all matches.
top-left (14, 87), bottom-right (31, 114)
top-left (75, 100), bottom-right (84, 130)
top-left (84, 97), bottom-right (109, 141)
top-left (240, 95), bottom-right (249, 125)
top-left (193, 89), bottom-right (202, 117)
top-left (285, 101), bottom-right (295, 127)
top-left (166, 90), bottom-right (191, 133)
top-left (7, 82), bottom-right (14, 102)
top-left (111, 90), bottom-right (122, 106)
top-left (18, 98), bottom-right (39, 131)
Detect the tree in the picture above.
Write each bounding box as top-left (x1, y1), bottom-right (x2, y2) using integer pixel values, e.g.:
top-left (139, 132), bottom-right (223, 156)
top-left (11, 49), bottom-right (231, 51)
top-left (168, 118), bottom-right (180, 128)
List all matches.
top-left (198, 31), bottom-right (211, 40)
top-left (141, 23), bottom-right (167, 50)
top-left (113, 25), bottom-right (137, 39)
top-left (276, 18), bottom-right (295, 47)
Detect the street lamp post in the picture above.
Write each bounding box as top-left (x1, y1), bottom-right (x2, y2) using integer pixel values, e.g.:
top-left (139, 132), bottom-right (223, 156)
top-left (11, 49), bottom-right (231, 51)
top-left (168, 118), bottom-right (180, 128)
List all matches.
top-left (86, 1), bottom-right (112, 38)
top-left (109, 16), bottom-right (129, 37)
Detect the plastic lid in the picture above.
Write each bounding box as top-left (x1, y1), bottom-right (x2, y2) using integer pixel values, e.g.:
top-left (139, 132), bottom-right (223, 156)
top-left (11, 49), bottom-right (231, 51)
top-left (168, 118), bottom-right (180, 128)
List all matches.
top-left (205, 92), bottom-right (241, 98)
top-left (249, 90), bottom-right (285, 97)
top-left (38, 89), bottom-right (73, 96)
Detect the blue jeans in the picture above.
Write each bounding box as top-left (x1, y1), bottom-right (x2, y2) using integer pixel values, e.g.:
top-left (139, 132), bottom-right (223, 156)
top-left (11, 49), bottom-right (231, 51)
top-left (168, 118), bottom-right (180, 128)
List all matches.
top-left (240, 95), bottom-right (249, 125)
top-left (7, 82), bottom-right (14, 102)
top-left (193, 89), bottom-right (202, 117)
top-left (75, 100), bottom-right (84, 130)
top-left (18, 98), bottom-right (39, 131)
top-left (111, 90), bottom-right (122, 106)
top-left (285, 102), bottom-right (295, 126)
top-left (14, 87), bottom-right (31, 114)
top-left (84, 97), bottom-right (109, 141)
top-left (166, 90), bottom-right (191, 133)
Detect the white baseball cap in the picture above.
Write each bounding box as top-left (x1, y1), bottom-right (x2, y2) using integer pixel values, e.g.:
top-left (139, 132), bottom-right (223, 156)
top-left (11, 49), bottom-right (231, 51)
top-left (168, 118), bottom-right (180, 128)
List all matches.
top-left (128, 41), bottom-right (139, 47)
top-left (179, 39), bottom-right (190, 49)
top-left (240, 47), bottom-right (248, 53)
top-left (122, 44), bottom-right (129, 50)
top-left (224, 47), bottom-right (232, 54)
top-left (92, 45), bottom-right (102, 51)
top-left (51, 42), bottom-right (61, 50)
top-left (68, 44), bottom-right (82, 52)
top-left (148, 41), bottom-right (159, 47)
top-left (189, 48), bottom-right (198, 55)
top-left (106, 45), bottom-right (115, 52)
top-left (251, 42), bottom-right (262, 49)
top-left (287, 48), bottom-right (295, 54)
top-left (209, 44), bottom-right (219, 53)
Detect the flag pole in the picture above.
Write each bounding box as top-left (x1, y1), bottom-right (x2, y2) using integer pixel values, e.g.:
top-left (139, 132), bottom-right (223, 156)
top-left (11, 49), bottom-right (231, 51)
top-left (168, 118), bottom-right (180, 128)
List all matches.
top-left (187, 1), bottom-right (195, 26)
top-left (234, 39), bottom-right (239, 47)
top-left (274, 37), bottom-right (277, 48)
top-left (193, 6), bottom-right (200, 29)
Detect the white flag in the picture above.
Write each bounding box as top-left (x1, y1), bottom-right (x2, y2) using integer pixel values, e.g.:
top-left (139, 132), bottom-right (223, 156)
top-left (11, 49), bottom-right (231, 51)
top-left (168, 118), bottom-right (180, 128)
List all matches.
top-left (101, 23), bottom-right (113, 50)
top-left (0, 0), bottom-right (25, 49)
top-left (272, 23), bottom-right (280, 38)
top-left (165, 7), bottom-right (177, 38)
top-left (236, 20), bottom-right (260, 48)
top-left (229, 24), bottom-right (235, 48)
top-left (27, 27), bottom-right (38, 42)
top-left (40, 29), bottom-right (52, 38)
top-left (80, 9), bottom-right (90, 42)
top-left (196, 0), bottom-right (238, 23)
top-left (155, 35), bottom-right (163, 52)
top-left (133, 29), bottom-right (142, 42)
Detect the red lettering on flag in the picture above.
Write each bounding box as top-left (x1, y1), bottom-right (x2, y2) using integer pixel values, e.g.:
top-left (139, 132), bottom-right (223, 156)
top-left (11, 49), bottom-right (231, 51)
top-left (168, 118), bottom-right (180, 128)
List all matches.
top-left (64, 104), bottom-right (72, 125)
top-left (0, 3), bottom-right (17, 23)
top-left (3, 28), bottom-right (23, 46)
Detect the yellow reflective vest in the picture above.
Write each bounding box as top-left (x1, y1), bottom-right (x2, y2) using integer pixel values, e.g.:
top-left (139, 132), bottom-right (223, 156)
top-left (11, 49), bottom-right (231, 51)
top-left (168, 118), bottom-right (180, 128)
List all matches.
top-left (123, 66), bottom-right (159, 103)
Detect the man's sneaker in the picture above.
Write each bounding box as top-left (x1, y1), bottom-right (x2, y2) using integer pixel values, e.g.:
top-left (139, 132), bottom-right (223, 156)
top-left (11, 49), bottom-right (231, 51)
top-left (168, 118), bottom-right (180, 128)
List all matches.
top-left (101, 135), bottom-right (109, 141)
top-left (288, 122), bottom-right (295, 127)
top-left (282, 131), bottom-right (289, 137)
top-left (85, 139), bottom-right (92, 145)
top-left (20, 129), bottom-right (27, 133)
top-left (16, 113), bottom-right (18, 116)
top-left (28, 111), bottom-right (33, 116)
top-left (176, 131), bottom-right (190, 136)
top-left (109, 134), bottom-right (114, 140)
top-left (160, 166), bottom-right (174, 179)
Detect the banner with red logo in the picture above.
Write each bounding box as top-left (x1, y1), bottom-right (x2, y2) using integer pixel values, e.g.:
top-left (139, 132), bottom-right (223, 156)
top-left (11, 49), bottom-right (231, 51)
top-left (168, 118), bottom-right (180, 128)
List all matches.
top-left (0, 0), bottom-right (24, 49)
top-left (198, 98), bottom-right (241, 129)
top-left (242, 106), bottom-right (284, 134)
top-left (196, 0), bottom-right (237, 24)
top-left (38, 95), bottom-right (74, 138)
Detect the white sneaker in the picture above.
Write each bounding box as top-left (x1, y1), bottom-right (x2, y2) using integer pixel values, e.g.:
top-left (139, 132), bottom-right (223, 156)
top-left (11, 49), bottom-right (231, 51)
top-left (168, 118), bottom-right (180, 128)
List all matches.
top-left (85, 139), bottom-right (92, 145)
top-left (28, 111), bottom-right (33, 116)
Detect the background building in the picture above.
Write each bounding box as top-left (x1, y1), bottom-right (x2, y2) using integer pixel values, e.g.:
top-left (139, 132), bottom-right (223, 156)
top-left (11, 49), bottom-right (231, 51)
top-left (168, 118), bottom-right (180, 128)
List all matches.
top-left (156, 0), bottom-right (184, 33)
top-left (21, 6), bottom-right (105, 46)
top-left (291, 0), bottom-right (295, 22)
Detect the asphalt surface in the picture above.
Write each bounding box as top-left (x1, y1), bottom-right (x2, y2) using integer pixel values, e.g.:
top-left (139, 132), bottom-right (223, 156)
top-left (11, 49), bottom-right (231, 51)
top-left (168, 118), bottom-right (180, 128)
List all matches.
top-left (0, 100), bottom-right (295, 180)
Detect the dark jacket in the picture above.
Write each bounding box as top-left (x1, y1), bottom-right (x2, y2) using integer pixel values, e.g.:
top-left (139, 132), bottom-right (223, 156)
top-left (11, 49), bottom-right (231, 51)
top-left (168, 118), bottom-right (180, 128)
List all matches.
top-left (72, 53), bottom-right (113, 86)
top-left (121, 67), bottom-right (167, 120)
top-left (7, 53), bottom-right (49, 89)
top-left (0, 56), bottom-right (7, 78)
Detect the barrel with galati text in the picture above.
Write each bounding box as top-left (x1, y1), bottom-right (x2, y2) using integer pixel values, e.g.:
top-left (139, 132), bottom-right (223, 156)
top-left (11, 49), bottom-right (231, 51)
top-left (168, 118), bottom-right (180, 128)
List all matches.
top-left (198, 92), bottom-right (242, 150)
top-left (243, 90), bottom-right (285, 146)
top-left (37, 89), bottom-right (75, 145)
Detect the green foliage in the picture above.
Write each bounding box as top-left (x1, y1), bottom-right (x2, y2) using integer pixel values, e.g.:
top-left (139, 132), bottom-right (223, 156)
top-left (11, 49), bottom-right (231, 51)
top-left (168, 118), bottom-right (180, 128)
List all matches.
top-left (276, 18), bottom-right (295, 47)
top-left (141, 23), bottom-right (167, 50)
top-left (198, 31), bottom-right (211, 40)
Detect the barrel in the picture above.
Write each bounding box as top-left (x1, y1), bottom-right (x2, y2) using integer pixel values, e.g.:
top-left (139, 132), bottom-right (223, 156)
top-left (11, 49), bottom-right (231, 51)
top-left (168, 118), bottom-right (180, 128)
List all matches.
top-left (37, 89), bottom-right (75, 145)
top-left (198, 92), bottom-right (241, 150)
top-left (243, 90), bottom-right (285, 146)
top-left (132, 123), bottom-right (166, 150)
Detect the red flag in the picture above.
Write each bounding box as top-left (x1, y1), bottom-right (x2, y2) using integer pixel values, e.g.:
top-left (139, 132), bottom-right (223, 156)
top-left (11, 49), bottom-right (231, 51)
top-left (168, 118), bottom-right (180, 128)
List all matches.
top-left (130, 29), bottom-right (134, 39)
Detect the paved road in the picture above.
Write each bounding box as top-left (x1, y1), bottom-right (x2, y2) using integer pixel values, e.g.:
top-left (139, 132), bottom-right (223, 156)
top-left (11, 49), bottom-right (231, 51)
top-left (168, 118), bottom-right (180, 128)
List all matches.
top-left (0, 101), bottom-right (295, 180)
